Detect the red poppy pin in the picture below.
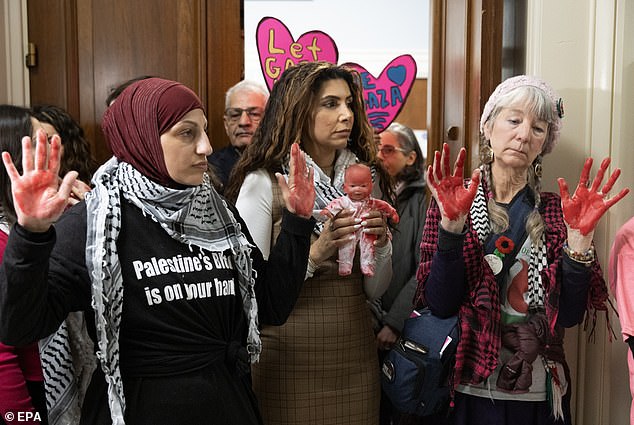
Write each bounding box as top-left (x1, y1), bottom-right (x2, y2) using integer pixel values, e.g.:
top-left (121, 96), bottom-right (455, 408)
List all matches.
top-left (495, 236), bottom-right (515, 255)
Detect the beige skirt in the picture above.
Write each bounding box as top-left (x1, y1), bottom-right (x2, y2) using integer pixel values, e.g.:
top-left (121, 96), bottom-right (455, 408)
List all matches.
top-left (252, 264), bottom-right (380, 425)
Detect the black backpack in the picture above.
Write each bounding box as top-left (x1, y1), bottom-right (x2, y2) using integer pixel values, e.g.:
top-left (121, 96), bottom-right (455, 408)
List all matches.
top-left (380, 307), bottom-right (460, 417)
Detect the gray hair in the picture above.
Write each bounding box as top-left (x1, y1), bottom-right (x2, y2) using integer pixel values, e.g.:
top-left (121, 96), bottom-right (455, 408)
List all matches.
top-left (384, 122), bottom-right (425, 183)
top-left (225, 80), bottom-right (269, 109)
top-left (482, 85), bottom-right (559, 155)
top-left (480, 85), bottom-right (553, 244)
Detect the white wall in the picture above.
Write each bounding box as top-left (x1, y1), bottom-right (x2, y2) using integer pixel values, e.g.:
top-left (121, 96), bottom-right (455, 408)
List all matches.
top-left (0, 0), bottom-right (29, 105)
top-left (244, 0), bottom-right (430, 86)
top-left (526, 1), bottom-right (634, 424)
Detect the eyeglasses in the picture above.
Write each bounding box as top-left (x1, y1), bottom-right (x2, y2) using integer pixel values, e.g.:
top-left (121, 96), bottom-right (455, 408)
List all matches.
top-left (378, 145), bottom-right (407, 156)
top-left (224, 107), bottom-right (264, 123)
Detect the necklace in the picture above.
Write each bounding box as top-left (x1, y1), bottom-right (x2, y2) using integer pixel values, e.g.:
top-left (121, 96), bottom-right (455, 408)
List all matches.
top-left (321, 164), bottom-right (334, 179)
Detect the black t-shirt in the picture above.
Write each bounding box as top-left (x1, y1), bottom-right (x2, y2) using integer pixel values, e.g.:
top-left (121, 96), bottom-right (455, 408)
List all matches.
top-left (117, 201), bottom-right (246, 377)
top-left (0, 197), bottom-right (314, 425)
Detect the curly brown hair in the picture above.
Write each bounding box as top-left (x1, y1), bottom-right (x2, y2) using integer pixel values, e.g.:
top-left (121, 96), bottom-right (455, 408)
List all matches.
top-left (225, 61), bottom-right (393, 203)
top-left (31, 104), bottom-right (97, 183)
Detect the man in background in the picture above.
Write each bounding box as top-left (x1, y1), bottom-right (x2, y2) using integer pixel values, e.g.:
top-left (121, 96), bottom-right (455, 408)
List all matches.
top-left (208, 80), bottom-right (269, 192)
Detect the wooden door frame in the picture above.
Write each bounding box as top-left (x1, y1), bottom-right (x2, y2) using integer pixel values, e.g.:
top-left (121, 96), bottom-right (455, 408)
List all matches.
top-left (27, 0), bottom-right (243, 164)
top-left (206, 0), bottom-right (243, 152)
top-left (427, 0), bottom-right (503, 173)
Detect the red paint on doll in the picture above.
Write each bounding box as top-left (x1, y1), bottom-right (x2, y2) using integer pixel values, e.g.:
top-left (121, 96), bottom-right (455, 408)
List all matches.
top-left (321, 164), bottom-right (399, 276)
top-left (342, 164), bottom-right (374, 202)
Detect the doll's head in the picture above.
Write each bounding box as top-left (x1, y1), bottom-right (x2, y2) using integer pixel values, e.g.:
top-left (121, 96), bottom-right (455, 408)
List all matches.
top-left (343, 164), bottom-right (373, 201)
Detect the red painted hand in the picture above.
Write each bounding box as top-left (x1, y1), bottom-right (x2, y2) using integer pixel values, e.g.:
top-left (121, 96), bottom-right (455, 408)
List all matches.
top-left (426, 143), bottom-right (480, 222)
top-left (1, 130), bottom-right (78, 232)
top-left (276, 143), bottom-right (315, 218)
top-left (558, 157), bottom-right (629, 235)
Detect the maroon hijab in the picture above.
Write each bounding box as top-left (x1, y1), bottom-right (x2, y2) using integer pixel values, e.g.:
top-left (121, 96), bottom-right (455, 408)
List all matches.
top-left (101, 77), bottom-right (203, 187)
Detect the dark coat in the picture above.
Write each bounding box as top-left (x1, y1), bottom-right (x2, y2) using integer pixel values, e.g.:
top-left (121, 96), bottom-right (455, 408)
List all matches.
top-left (207, 145), bottom-right (241, 191)
top-left (380, 177), bottom-right (427, 332)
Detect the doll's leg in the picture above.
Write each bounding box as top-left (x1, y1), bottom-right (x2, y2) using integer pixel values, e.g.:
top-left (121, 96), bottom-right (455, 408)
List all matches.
top-left (359, 234), bottom-right (376, 277)
top-left (338, 238), bottom-right (356, 276)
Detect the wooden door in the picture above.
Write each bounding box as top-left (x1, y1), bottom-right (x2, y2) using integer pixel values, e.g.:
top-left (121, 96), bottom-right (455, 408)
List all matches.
top-left (27, 0), bottom-right (79, 116)
top-left (27, 0), bottom-right (243, 164)
top-left (427, 0), bottom-right (503, 172)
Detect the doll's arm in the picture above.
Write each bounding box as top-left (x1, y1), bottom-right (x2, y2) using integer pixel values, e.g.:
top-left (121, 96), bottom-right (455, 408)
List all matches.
top-left (369, 198), bottom-right (400, 224)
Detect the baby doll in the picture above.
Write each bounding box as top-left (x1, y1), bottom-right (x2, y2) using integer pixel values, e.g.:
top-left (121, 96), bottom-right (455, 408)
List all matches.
top-left (321, 163), bottom-right (399, 276)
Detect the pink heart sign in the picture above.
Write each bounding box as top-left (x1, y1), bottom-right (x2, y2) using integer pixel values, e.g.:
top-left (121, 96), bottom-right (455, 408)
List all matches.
top-left (256, 17), bottom-right (339, 91)
top-left (343, 55), bottom-right (417, 132)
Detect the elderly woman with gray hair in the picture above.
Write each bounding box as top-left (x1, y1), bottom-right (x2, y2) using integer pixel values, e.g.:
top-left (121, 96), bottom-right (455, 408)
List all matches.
top-left (414, 75), bottom-right (628, 424)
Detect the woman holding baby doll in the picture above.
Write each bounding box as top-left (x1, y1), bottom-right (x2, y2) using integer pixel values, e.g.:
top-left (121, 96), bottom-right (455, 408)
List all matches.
top-left (226, 61), bottom-right (395, 425)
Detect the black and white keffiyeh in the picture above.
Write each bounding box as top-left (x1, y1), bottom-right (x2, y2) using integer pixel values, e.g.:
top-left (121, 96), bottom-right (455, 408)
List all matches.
top-left (39, 312), bottom-right (96, 425)
top-left (470, 174), bottom-right (547, 308)
top-left (85, 158), bottom-right (257, 425)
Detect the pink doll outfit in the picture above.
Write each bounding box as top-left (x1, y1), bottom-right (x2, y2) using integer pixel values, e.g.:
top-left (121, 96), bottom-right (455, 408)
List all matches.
top-left (322, 196), bottom-right (398, 277)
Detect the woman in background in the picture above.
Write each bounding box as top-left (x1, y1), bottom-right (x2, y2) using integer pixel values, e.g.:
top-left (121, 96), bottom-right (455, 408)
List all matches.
top-left (31, 104), bottom-right (96, 184)
top-left (373, 122), bottom-right (427, 425)
top-left (31, 104), bottom-right (95, 204)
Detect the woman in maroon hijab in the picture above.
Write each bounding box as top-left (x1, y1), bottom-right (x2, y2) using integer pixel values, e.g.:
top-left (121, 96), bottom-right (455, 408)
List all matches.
top-left (0, 77), bottom-right (315, 425)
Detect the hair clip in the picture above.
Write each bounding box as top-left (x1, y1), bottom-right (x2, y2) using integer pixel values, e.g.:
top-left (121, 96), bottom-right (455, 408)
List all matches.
top-left (556, 98), bottom-right (565, 119)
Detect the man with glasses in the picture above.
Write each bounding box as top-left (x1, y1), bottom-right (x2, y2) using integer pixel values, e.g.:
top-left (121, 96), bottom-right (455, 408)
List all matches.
top-left (208, 80), bottom-right (269, 191)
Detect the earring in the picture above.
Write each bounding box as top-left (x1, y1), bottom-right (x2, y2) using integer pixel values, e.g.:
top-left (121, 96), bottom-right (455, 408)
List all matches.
top-left (534, 157), bottom-right (543, 178)
top-left (480, 144), bottom-right (494, 164)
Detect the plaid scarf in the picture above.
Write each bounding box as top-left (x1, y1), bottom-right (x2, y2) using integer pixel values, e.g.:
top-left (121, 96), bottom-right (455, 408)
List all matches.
top-left (85, 158), bottom-right (256, 425)
top-left (415, 178), bottom-right (609, 386)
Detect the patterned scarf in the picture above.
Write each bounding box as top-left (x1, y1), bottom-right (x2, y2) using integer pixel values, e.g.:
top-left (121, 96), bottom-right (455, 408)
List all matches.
top-left (39, 312), bottom-right (96, 425)
top-left (470, 177), bottom-right (568, 419)
top-left (85, 158), bottom-right (257, 425)
top-left (470, 178), bottom-right (548, 309)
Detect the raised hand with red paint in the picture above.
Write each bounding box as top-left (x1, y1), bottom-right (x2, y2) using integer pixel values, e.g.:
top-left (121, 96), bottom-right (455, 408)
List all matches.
top-left (1, 129), bottom-right (77, 233)
top-left (558, 157), bottom-right (629, 250)
top-left (275, 142), bottom-right (315, 218)
top-left (426, 143), bottom-right (481, 233)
